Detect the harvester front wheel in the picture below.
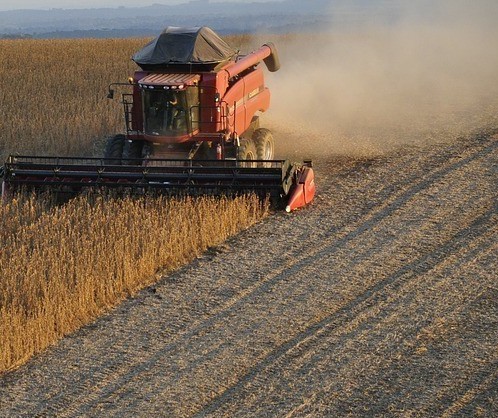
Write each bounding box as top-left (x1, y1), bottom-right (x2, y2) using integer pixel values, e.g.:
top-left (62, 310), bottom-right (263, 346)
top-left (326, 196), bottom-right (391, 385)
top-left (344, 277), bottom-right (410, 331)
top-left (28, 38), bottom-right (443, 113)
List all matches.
top-left (253, 128), bottom-right (274, 160)
top-left (104, 134), bottom-right (125, 165)
top-left (124, 140), bottom-right (144, 165)
top-left (237, 139), bottom-right (257, 167)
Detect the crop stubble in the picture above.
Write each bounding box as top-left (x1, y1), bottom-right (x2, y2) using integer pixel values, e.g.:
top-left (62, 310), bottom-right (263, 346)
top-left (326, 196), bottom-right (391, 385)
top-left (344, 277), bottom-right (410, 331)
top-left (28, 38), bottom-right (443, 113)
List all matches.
top-left (0, 133), bottom-right (496, 416)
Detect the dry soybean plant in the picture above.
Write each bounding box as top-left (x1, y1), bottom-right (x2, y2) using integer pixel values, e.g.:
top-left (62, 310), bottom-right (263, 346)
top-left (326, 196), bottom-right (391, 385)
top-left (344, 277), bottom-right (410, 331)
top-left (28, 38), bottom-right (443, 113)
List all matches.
top-left (0, 193), bottom-right (268, 373)
top-left (0, 38), bottom-right (143, 159)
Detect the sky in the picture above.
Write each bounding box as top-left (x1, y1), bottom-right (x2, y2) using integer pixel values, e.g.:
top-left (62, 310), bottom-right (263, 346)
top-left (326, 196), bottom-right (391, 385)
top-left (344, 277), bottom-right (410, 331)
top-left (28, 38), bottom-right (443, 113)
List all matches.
top-left (0, 0), bottom-right (257, 12)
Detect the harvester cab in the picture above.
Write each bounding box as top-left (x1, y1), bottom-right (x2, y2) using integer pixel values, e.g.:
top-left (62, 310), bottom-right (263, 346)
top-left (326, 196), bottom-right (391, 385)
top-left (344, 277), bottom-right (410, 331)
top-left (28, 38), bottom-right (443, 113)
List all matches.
top-left (144, 87), bottom-right (192, 135)
top-left (128, 73), bottom-right (202, 147)
top-left (1, 27), bottom-right (315, 212)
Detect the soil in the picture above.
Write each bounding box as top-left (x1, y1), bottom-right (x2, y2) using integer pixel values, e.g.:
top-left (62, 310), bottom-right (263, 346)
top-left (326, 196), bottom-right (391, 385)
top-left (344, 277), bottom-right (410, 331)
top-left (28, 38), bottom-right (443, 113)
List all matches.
top-left (0, 133), bottom-right (497, 417)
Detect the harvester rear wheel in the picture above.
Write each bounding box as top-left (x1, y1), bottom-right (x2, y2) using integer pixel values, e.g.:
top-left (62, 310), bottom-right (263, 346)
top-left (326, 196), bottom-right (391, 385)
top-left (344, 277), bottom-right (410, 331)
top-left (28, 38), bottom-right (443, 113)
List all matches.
top-left (253, 128), bottom-right (274, 160)
top-left (104, 134), bottom-right (125, 165)
top-left (237, 139), bottom-right (257, 167)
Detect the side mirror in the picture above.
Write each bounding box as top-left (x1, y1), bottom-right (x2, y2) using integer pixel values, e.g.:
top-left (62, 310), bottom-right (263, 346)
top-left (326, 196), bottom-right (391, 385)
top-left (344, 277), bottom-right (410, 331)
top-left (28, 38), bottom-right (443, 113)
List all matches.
top-left (107, 89), bottom-right (114, 99)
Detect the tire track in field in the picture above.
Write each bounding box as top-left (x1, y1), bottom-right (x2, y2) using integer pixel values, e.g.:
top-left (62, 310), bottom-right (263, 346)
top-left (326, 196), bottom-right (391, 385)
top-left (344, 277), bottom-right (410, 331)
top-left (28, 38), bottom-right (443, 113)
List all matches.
top-left (417, 284), bottom-right (498, 418)
top-left (444, 363), bottom-right (498, 417)
top-left (217, 231), bottom-right (498, 417)
top-left (194, 204), bottom-right (498, 417)
top-left (60, 138), bottom-right (498, 416)
top-left (451, 364), bottom-right (498, 417)
top-left (281, 289), bottom-right (498, 418)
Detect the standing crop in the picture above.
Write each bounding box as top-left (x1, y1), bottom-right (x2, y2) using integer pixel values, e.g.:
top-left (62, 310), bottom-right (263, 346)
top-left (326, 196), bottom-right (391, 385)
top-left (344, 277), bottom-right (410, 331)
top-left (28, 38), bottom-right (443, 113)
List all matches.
top-left (0, 193), bottom-right (267, 373)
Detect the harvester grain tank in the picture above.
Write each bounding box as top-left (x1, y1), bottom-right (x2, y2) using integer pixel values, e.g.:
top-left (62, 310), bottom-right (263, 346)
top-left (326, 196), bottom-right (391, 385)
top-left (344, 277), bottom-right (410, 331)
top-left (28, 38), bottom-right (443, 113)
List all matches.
top-left (1, 27), bottom-right (315, 210)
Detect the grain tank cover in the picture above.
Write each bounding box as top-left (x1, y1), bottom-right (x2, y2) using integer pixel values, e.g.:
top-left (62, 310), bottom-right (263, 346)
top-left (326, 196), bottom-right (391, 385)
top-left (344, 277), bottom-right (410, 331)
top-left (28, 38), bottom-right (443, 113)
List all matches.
top-left (132, 26), bottom-right (237, 69)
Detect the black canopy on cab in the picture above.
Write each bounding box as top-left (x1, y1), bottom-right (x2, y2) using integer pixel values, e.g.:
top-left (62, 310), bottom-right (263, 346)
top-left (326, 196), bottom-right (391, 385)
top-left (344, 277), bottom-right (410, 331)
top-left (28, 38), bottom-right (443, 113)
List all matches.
top-left (132, 26), bottom-right (237, 70)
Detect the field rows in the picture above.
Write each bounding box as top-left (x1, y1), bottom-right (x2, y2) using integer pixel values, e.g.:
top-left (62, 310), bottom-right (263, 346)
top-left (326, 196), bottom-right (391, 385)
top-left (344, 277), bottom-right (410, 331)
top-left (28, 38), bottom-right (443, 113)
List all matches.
top-left (1, 134), bottom-right (496, 416)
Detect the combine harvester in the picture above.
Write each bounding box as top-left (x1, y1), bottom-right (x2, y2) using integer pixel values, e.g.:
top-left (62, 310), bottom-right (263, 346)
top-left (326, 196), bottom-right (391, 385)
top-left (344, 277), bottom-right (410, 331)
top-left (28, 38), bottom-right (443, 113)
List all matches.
top-left (1, 27), bottom-right (315, 211)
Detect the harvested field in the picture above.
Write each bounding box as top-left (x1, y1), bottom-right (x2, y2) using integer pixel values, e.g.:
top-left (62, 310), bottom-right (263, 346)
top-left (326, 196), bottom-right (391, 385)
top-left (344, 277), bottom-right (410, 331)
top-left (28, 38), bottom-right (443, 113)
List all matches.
top-left (1, 133), bottom-right (496, 416)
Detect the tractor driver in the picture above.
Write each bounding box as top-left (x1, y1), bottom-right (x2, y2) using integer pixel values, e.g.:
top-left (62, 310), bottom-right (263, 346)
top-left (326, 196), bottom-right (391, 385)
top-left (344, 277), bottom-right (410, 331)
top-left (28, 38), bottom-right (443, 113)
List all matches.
top-left (166, 91), bottom-right (179, 130)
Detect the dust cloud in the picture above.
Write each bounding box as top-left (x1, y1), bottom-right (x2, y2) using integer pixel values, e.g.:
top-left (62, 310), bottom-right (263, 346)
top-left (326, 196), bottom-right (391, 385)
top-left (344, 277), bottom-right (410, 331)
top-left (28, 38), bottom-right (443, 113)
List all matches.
top-left (264, 0), bottom-right (498, 158)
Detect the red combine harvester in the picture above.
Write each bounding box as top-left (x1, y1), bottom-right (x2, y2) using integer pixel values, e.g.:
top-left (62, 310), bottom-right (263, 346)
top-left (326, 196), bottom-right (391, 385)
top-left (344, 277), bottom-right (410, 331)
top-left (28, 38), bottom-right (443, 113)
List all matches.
top-left (1, 27), bottom-right (315, 211)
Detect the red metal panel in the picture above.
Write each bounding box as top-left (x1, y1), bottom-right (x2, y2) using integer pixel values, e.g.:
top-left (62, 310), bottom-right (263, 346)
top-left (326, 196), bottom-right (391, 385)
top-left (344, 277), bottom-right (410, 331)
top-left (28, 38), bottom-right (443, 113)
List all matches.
top-left (285, 167), bottom-right (316, 212)
top-left (243, 68), bottom-right (270, 127)
top-left (223, 67), bottom-right (269, 136)
top-left (142, 132), bottom-right (194, 144)
top-left (223, 77), bottom-right (246, 135)
top-left (200, 72), bottom-right (222, 133)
